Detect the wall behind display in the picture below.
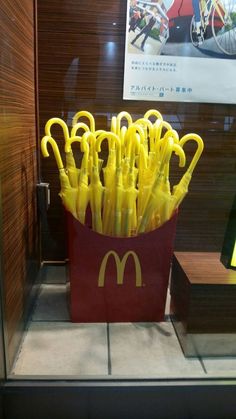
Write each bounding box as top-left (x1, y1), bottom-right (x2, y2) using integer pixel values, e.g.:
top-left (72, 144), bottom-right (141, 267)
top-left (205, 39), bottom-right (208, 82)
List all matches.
top-left (0, 0), bottom-right (39, 370)
top-left (38, 0), bottom-right (236, 261)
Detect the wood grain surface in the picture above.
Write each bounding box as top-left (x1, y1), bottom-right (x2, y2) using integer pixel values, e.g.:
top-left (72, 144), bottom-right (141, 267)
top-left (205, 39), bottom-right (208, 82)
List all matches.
top-left (174, 252), bottom-right (236, 284)
top-left (0, 0), bottom-right (39, 370)
top-left (38, 0), bottom-right (236, 260)
top-left (171, 252), bottom-right (236, 334)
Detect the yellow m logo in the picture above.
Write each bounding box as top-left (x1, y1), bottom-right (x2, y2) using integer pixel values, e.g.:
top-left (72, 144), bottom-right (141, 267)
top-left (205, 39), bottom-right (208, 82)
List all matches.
top-left (98, 250), bottom-right (142, 287)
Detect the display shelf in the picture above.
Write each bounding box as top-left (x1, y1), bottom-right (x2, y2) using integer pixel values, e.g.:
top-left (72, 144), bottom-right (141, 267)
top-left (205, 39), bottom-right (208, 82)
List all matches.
top-left (170, 252), bottom-right (236, 356)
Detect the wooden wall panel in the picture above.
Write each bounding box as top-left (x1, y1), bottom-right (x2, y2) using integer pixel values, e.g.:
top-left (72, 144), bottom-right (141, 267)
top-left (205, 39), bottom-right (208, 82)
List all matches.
top-left (38, 0), bottom-right (236, 260)
top-left (0, 0), bottom-right (39, 369)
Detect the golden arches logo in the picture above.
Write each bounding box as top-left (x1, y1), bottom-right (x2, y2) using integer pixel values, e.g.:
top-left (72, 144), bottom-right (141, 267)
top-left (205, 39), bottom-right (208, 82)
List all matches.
top-left (98, 250), bottom-right (142, 287)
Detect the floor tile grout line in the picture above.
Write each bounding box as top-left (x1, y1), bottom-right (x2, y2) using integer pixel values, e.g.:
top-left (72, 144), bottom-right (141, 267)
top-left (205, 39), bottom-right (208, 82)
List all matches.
top-left (199, 356), bottom-right (208, 374)
top-left (107, 323), bottom-right (112, 375)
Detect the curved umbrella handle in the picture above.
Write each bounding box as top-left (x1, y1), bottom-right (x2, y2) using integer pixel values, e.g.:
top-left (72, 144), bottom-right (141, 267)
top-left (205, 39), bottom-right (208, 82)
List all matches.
top-left (153, 120), bottom-right (173, 146)
top-left (160, 137), bottom-right (175, 170)
top-left (65, 136), bottom-right (89, 171)
top-left (71, 122), bottom-right (90, 138)
top-left (110, 116), bottom-right (117, 135)
top-left (135, 118), bottom-right (154, 152)
top-left (158, 129), bottom-right (180, 156)
top-left (126, 124), bottom-right (145, 159)
top-left (94, 129), bottom-right (106, 138)
top-left (65, 136), bottom-right (82, 153)
top-left (72, 111), bottom-right (95, 133)
top-left (171, 143), bottom-right (186, 168)
top-left (96, 132), bottom-right (121, 168)
top-left (41, 135), bottom-right (64, 171)
top-left (116, 111), bottom-right (132, 136)
top-left (144, 109), bottom-right (163, 122)
top-left (45, 118), bottom-right (70, 143)
top-left (179, 133), bottom-right (204, 175)
top-left (82, 131), bottom-right (98, 167)
top-left (163, 129), bottom-right (179, 143)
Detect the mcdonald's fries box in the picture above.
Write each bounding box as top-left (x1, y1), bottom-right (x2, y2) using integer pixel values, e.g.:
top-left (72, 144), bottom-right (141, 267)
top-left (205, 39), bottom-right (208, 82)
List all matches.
top-left (66, 212), bottom-right (178, 322)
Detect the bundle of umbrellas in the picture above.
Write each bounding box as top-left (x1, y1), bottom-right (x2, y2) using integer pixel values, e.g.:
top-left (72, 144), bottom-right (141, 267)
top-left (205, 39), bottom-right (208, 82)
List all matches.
top-left (41, 110), bottom-right (204, 237)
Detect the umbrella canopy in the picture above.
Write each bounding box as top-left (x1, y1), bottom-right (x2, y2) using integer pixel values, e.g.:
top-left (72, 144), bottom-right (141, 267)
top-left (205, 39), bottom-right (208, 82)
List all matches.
top-left (122, 130), bottom-right (140, 237)
top-left (137, 137), bottom-right (185, 233)
top-left (168, 133), bottom-right (204, 217)
top-left (83, 131), bottom-right (104, 234)
top-left (96, 132), bottom-right (116, 235)
top-left (65, 136), bottom-right (90, 224)
top-left (96, 131), bottom-right (122, 236)
top-left (41, 135), bottom-right (77, 218)
top-left (158, 139), bottom-right (186, 226)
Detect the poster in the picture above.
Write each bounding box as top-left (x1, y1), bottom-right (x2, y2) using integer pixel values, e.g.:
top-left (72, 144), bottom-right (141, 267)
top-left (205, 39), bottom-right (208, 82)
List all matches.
top-left (123, 0), bottom-right (236, 103)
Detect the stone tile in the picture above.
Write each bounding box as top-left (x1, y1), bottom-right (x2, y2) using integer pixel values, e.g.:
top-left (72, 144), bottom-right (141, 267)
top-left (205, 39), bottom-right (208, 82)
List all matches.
top-left (32, 285), bottom-right (70, 321)
top-left (109, 322), bottom-right (204, 378)
top-left (12, 322), bottom-right (108, 376)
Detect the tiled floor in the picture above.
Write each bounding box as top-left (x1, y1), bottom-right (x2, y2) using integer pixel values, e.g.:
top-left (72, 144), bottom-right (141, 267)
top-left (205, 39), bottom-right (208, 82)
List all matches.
top-left (11, 265), bottom-right (236, 378)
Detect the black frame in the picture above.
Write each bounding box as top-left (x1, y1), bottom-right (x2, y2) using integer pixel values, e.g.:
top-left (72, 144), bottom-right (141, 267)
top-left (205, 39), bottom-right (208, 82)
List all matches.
top-left (1, 379), bottom-right (236, 419)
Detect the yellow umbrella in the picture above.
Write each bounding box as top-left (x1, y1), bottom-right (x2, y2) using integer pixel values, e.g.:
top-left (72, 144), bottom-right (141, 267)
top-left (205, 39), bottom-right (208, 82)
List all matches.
top-left (113, 166), bottom-right (123, 237)
top-left (147, 127), bottom-right (178, 180)
top-left (72, 110), bottom-right (95, 133)
top-left (98, 131), bottom-right (122, 236)
top-left (153, 120), bottom-right (173, 152)
top-left (122, 131), bottom-right (140, 236)
top-left (137, 137), bottom-right (185, 234)
top-left (110, 116), bottom-right (117, 134)
top-left (156, 139), bottom-right (186, 226)
top-left (45, 117), bottom-right (70, 141)
top-left (41, 135), bottom-right (77, 218)
top-left (94, 130), bottom-right (107, 174)
top-left (134, 117), bottom-right (154, 152)
top-left (110, 113), bottom-right (131, 159)
top-left (124, 124), bottom-right (144, 180)
top-left (96, 131), bottom-right (122, 236)
top-left (136, 142), bottom-right (148, 224)
top-left (156, 129), bottom-right (180, 192)
top-left (45, 117), bottom-right (79, 188)
top-left (144, 108), bottom-right (163, 150)
top-left (144, 109), bottom-right (163, 122)
top-left (120, 125), bottom-right (128, 159)
top-left (123, 124), bottom-right (153, 223)
top-left (116, 111), bottom-right (132, 136)
top-left (168, 133), bottom-right (204, 218)
top-left (96, 132), bottom-right (116, 235)
top-left (65, 136), bottom-right (90, 224)
top-left (71, 122), bottom-right (90, 137)
top-left (82, 131), bottom-right (104, 234)
top-left (121, 125), bottom-right (142, 232)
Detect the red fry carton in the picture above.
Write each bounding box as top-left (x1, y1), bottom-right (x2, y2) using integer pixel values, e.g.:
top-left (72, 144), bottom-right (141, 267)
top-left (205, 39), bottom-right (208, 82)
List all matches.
top-left (67, 212), bottom-right (178, 322)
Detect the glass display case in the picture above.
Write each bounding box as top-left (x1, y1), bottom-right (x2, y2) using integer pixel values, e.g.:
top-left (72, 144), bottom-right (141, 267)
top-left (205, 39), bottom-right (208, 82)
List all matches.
top-left (1, 0), bottom-right (236, 417)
